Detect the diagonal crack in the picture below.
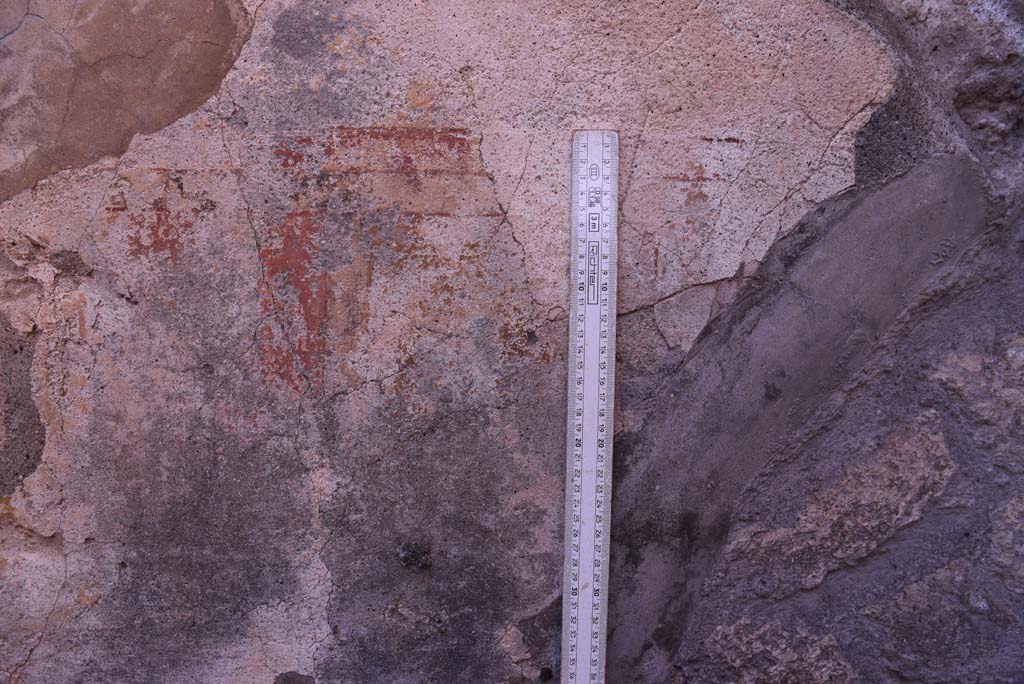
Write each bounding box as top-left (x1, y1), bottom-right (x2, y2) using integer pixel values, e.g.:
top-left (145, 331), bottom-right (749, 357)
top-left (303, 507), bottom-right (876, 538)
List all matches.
top-left (619, 275), bottom-right (738, 318)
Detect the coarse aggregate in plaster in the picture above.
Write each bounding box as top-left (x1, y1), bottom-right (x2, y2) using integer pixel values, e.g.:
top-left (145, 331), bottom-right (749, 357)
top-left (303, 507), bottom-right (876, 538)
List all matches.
top-left (0, 0), bottom-right (1022, 682)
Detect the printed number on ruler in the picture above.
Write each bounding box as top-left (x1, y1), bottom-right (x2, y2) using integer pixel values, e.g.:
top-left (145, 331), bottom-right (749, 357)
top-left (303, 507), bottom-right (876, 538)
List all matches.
top-left (561, 130), bottom-right (618, 684)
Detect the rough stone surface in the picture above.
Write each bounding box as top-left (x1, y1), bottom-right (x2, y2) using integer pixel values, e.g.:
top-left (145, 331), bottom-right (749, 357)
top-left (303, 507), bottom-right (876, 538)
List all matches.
top-left (0, 0), bottom-right (1022, 682)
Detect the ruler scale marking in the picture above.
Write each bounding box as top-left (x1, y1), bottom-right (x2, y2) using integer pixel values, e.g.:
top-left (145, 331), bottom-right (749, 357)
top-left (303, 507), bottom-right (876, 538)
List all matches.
top-left (562, 130), bottom-right (617, 684)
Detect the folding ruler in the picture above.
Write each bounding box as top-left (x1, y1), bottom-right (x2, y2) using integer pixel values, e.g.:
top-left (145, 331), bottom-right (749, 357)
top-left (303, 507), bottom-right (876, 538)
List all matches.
top-left (561, 130), bottom-right (618, 684)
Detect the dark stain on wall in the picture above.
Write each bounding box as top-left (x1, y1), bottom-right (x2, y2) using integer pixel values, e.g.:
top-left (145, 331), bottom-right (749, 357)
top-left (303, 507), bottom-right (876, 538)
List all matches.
top-left (0, 316), bottom-right (43, 497)
top-left (274, 673), bottom-right (315, 684)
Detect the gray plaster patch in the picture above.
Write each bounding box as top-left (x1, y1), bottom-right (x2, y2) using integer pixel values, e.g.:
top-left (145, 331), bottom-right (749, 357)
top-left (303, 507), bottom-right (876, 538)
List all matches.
top-left (0, 316), bottom-right (43, 497)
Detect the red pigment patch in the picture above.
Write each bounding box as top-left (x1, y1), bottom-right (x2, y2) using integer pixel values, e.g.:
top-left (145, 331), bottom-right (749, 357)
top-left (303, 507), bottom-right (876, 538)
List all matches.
top-left (664, 161), bottom-right (718, 207)
top-left (256, 209), bottom-right (332, 392)
top-left (105, 192), bottom-right (128, 213)
top-left (127, 197), bottom-right (195, 264)
top-left (320, 126), bottom-right (483, 176)
top-left (255, 127), bottom-right (502, 391)
top-left (317, 127), bottom-right (499, 218)
top-left (273, 137), bottom-right (312, 169)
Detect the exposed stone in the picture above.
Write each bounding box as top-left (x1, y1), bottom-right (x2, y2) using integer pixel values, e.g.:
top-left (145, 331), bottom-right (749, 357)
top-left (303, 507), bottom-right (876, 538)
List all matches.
top-left (991, 497), bottom-right (1024, 595)
top-left (703, 619), bottom-right (856, 684)
top-left (715, 417), bottom-right (953, 597)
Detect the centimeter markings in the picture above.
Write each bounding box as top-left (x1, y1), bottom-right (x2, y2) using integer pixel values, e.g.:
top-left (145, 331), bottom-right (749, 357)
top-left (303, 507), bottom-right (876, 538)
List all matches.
top-left (561, 130), bottom-right (618, 684)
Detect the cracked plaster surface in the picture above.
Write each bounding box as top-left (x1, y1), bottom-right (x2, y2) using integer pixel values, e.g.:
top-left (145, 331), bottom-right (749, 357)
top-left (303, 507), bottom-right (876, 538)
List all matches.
top-left (2, 0), bottom-right (1022, 682)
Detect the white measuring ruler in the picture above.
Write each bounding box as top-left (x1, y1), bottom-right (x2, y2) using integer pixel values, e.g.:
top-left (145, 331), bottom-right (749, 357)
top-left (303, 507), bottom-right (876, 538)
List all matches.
top-left (561, 130), bottom-right (618, 684)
